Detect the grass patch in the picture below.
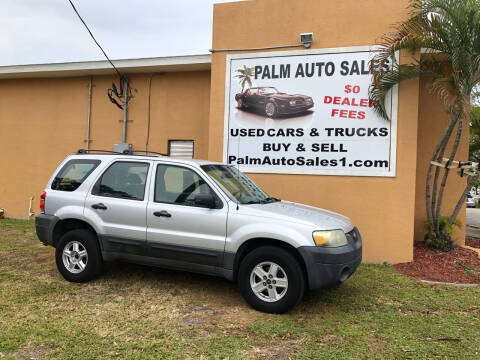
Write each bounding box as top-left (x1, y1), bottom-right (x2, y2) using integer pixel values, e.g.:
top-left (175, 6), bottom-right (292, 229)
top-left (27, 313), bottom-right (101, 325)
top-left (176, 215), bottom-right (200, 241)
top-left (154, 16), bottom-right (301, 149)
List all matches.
top-left (1, 218), bottom-right (480, 359)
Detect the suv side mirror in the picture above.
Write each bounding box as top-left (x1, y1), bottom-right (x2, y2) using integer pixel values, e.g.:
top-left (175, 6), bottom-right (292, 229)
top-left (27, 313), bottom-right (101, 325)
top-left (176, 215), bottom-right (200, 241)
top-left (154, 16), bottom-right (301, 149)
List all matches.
top-left (194, 194), bottom-right (217, 209)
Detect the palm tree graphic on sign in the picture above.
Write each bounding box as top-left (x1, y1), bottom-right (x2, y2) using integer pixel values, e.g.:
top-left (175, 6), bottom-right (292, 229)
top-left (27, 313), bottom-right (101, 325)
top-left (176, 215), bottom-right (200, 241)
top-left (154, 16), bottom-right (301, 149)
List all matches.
top-left (235, 65), bottom-right (254, 91)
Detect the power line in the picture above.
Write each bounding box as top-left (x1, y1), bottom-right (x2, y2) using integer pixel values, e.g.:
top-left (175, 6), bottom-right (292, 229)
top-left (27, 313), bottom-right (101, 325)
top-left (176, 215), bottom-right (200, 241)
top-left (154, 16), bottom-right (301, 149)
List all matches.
top-left (67, 0), bottom-right (123, 79)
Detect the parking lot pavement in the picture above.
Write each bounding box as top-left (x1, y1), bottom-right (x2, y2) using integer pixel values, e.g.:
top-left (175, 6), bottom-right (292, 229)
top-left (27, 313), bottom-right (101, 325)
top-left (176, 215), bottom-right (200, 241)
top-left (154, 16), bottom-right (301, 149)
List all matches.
top-left (466, 208), bottom-right (480, 238)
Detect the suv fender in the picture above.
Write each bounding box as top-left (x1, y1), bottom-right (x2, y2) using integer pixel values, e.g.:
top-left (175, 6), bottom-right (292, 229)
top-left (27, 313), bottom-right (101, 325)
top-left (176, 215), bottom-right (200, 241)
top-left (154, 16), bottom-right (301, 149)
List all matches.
top-left (82, 207), bottom-right (110, 235)
top-left (225, 222), bottom-right (310, 254)
top-left (54, 205), bottom-right (89, 223)
top-left (55, 205), bottom-right (102, 236)
top-left (37, 206), bottom-right (97, 247)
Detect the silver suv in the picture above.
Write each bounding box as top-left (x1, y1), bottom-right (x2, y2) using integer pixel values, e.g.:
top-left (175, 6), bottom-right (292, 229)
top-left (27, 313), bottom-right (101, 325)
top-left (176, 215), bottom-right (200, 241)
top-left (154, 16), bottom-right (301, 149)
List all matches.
top-left (35, 150), bottom-right (362, 313)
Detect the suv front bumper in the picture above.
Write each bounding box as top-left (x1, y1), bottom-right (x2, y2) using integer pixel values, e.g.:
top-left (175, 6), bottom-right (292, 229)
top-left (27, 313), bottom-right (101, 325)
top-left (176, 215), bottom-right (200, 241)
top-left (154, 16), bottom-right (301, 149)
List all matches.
top-left (298, 227), bottom-right (362, 290)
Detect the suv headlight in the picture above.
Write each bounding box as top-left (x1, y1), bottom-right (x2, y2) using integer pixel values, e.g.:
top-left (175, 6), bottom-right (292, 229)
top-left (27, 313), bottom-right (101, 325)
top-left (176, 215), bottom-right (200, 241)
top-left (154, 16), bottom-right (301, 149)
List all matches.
top-left (312, 230), bottom-right (347, 247)
top-left (289, 100), bottom-right (296, 106)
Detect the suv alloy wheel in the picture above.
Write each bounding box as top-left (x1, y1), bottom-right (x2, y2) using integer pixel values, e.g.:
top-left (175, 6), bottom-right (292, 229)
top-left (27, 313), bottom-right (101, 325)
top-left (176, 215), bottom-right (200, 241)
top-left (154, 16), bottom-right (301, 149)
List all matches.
top-left (55, 229), bottom-right (103, 283)
top-left (238, 246), bottom-right (305, 313)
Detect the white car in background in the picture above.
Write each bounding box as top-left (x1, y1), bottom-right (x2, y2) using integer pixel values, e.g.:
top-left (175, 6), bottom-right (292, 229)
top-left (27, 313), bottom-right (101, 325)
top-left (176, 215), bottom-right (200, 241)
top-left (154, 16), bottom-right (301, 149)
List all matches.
top-left (467, 195), bottom-right (476, 208)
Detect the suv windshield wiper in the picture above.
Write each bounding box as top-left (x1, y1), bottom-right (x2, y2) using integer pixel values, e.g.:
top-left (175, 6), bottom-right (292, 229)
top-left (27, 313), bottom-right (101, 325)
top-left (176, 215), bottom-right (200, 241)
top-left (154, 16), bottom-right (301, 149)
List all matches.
top-left (245, 197), bottom-right (280, 205)
top-left (261, 197), bottom-right (280, 203)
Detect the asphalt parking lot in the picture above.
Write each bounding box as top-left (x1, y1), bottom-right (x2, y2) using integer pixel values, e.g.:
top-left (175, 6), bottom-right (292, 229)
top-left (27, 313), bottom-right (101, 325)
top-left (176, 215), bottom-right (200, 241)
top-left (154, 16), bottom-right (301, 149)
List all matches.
top-left (466, 208), bottom-right (480, 237)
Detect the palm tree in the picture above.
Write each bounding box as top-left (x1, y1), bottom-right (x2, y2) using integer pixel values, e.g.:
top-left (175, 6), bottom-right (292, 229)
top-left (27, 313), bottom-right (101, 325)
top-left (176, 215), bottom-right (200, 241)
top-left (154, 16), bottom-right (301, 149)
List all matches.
top-left (369, 0), bottom-right (480, 251)
top-left (470, 106), bottom-right (480, 162)
top-left (235, 65), bottom-right (254, 92)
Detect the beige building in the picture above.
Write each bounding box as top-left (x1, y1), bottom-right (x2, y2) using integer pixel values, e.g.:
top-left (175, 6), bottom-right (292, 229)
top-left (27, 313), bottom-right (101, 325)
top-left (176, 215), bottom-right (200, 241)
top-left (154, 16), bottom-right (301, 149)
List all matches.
top-left (0, 0), bottom-right (468, 264)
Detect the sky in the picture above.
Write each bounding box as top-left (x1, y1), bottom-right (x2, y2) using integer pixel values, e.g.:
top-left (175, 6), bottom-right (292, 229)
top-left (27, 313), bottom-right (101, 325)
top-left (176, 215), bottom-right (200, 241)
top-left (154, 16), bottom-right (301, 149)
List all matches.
top-left (0, 0), bottom-right (238, 66)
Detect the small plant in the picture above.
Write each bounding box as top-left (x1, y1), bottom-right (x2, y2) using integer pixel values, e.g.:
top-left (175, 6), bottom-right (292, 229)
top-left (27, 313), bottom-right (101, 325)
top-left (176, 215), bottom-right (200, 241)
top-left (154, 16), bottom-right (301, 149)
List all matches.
top-left (424, 216), bottom-right (462, 252)
top-left (454, 261), bottom-right (480, 275)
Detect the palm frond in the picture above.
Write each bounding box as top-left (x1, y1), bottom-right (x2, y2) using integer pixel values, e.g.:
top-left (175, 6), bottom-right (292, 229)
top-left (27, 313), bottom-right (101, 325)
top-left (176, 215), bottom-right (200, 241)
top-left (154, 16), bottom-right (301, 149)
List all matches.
top-left (234, 65), bottom-right (255, 91)
top-left (369, 63), bottom-right (444, 120)
top-left (371, 0), bottom-right (480, 121)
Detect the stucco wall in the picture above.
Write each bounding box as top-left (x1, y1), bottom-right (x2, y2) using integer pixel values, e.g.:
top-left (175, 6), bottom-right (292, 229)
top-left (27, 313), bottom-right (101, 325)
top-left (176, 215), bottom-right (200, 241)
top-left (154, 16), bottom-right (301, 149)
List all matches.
top-left (0, 0), bottom-right (469, 265)
top-left (209, 0), bottom-right (420, 263)
top-left (0, 71), bottom-right (211, 218)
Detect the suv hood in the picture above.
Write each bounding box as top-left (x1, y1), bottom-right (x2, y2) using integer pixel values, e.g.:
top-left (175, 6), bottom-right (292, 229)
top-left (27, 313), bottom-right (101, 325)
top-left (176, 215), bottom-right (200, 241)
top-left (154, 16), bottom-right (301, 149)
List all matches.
top-left (244, 200), bottom-right (353, 232)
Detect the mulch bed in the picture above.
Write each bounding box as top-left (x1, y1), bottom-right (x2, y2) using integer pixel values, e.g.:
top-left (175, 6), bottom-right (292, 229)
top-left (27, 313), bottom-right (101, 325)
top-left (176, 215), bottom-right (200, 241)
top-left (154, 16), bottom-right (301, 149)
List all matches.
top-left (466, 237), bottom-right (480, 249)
top-left (394, 243), bottom-right (480, 284)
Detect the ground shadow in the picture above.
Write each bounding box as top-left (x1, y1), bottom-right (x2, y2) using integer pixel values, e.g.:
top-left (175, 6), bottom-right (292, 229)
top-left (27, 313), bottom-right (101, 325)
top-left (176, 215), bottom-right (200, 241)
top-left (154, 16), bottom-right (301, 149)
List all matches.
top-left (100, 260), bottom-right (363, 312)
top-left (102, 260), bottom-right (237, 291)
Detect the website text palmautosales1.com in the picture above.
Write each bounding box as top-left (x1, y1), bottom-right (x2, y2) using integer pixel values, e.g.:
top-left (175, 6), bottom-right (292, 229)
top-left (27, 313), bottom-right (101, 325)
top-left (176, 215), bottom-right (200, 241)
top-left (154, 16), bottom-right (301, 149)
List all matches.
top-left (228, 156), bottom-right (389, 168)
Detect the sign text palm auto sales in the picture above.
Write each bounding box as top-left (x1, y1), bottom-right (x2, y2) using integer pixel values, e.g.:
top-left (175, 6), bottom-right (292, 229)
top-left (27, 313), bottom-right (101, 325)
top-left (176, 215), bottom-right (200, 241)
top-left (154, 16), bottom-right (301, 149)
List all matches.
top-left (224, 49), bottom-right (397, 176)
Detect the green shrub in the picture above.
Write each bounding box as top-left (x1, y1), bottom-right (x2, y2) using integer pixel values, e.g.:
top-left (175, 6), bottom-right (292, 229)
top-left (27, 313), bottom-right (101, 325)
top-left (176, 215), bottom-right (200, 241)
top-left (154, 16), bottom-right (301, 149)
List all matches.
top-left (424, 216), bottom-right (462, 252)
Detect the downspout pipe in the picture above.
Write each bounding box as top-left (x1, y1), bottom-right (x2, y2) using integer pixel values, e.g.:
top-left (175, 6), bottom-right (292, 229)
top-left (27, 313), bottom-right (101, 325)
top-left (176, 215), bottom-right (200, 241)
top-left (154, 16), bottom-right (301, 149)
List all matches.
top-left (86, 76), bottom-right (93, 150)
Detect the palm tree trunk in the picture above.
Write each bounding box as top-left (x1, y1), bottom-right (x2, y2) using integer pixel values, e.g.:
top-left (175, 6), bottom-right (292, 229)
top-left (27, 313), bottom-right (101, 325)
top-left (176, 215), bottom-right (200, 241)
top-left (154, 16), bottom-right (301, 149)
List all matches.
top-left (426, 111), bottom-right (460, 225)
top-left (434, 117), bottom-right (464, 234)
top-left (447, 101), bottom-right (472, 225)
top-left (430, 112), bottom-right (459, 224)
top-left (449, 175), bottom-right (478, 225)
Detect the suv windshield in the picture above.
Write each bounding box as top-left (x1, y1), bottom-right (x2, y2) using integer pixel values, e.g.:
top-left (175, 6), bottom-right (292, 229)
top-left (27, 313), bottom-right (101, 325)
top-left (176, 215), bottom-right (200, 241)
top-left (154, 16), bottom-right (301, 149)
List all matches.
top-left (201, 165), bottom-right (279, 204)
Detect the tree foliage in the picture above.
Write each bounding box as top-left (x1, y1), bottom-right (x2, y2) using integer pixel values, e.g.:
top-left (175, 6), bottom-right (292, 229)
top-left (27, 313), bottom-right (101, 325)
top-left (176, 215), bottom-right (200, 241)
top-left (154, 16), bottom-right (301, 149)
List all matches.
top-left (235, 65), bottom-right (254, 92)
top-left (370, 0), bottom-right (480, 251)
top-left (469, 106), bottom-right (480, 162)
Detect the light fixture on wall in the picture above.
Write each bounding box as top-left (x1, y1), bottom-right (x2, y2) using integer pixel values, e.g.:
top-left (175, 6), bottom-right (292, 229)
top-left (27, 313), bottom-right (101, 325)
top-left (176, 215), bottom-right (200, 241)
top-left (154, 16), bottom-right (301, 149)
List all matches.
top-left (300, 33), bottom-right (313, 48)
top-left (210, 32), bottom-right (314, 53)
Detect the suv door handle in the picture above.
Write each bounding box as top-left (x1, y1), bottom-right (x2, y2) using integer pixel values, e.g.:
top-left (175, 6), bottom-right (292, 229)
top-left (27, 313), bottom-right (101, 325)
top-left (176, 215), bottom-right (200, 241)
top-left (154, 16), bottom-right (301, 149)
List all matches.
top-left (153, 210), bottom-right (171, 218)
top-left (91, 203), bottom-right (108, 210)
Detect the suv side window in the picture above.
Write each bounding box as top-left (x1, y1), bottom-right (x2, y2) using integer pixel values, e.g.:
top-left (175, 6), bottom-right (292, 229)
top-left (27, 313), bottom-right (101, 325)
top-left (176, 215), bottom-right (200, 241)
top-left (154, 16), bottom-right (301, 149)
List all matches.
top-left (154, 164), bottom-right (217, 207)
top-left (93, 161), bottom-right (150, 201)
top-left (51, 159), bottom-right (100, 192)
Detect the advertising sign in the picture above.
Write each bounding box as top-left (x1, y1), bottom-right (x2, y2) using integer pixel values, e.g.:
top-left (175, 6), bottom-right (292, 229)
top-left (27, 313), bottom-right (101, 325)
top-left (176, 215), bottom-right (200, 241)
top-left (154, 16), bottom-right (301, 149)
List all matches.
top-left (223, 47), bottom-right (398, 177)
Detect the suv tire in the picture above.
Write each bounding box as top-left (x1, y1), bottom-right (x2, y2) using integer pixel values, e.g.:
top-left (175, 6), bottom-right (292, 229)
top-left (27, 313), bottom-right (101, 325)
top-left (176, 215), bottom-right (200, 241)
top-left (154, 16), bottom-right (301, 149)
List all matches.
top-left (238, 246), bottom-right (305, 313)
top-left (55, 229), bottom-right (103, 283)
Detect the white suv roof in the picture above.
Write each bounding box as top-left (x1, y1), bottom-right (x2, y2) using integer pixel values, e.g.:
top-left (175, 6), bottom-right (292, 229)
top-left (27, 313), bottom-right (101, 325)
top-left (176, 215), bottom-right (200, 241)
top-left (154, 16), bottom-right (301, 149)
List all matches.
top-left (68, 153), bottom-right (225, 168)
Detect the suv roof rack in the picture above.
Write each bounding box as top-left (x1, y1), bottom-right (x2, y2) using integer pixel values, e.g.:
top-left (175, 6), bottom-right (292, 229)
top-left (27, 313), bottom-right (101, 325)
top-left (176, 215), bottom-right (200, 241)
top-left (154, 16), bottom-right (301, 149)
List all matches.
top-left (76, 149), bottom-right (168, 157)
top-left (130, 149), bottom-right (168, 156)
top-left (77, 149), bottom-right (122, 155)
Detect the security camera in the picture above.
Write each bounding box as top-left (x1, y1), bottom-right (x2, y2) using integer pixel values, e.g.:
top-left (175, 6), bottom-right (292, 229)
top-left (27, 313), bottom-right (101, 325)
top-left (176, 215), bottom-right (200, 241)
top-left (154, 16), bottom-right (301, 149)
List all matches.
top-left (300, 32), bottom-right (313, 48)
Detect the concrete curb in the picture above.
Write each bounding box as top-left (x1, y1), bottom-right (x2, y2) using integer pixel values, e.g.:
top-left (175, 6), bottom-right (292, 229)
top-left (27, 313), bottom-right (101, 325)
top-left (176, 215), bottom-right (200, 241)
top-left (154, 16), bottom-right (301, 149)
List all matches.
top-left (420, 280), bottom-right (479, 287)
top-left (461, 245), bottom-right (480, 257)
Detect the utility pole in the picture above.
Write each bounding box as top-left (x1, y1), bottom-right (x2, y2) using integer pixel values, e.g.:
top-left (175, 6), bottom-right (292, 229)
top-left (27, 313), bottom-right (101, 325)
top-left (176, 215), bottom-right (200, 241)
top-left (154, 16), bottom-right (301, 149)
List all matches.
top-left (121, 77), bottom-right (128, 143)
top-left (114, 77), bottom-right (132, 154)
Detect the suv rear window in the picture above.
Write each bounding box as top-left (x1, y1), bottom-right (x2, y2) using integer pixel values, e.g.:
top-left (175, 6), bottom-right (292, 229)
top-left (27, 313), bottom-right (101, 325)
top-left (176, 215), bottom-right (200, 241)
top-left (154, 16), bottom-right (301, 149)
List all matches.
top-left (51, 159), bottom-right (100, 192)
